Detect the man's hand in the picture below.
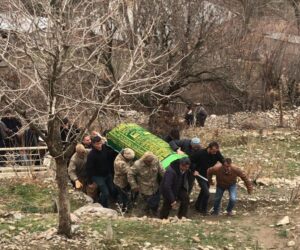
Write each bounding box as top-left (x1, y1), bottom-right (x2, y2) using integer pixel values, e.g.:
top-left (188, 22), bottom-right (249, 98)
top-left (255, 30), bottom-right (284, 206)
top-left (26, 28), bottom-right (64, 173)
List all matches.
top-left (75, 180), bottom-right (83, 189)
top-left (171, 201), bottom-right (177, 209)
top-left (193, 171), bottom-right (200, 177)
top-left (176, 148), bottom-right (185, 155)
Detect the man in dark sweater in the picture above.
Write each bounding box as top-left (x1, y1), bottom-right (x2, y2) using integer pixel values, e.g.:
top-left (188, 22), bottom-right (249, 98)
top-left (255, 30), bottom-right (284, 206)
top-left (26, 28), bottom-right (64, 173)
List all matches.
top-left (86, 136), bottom-right (116, 208)
top-left (160, 157), bottom-right (191, 219)
top-left (191, 141), bottom-right (224, 215)
top-left (169, 137), bottom-right (201, 193)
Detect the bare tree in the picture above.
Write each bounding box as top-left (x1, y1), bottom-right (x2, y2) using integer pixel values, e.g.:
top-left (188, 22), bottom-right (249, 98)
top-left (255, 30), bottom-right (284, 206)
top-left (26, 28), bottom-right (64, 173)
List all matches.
top-left (113, 0), bottom-right (239, 131)
top-left (288, 0), bottom-right (300, 34)
top-left (0, 0), bottom-right (177, 237)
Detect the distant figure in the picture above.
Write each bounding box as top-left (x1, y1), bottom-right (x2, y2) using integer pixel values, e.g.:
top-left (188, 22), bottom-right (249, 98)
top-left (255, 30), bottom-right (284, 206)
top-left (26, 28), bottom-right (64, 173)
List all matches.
top-left (23, 128), bottom-right (39, 147)
top-left (164, 128), bottom-right (180, 143)
top-left (1, 110), bottom-right (22, 147)
top-left (184, 105), bottom-right (194, 126)
top-left (127, 152), bottom-right (165, 216)
top-left (22, 128), bottom-right (40, 165)
top-left (195, 105), bottom-right (207, 127)
top-left (160, 158), bottom-right (191, 219)
top-left (208, 158), bottom-right (253, 216)
top-left (0, 120), bottom-right (10, 166)
top-left (60, 117), bottom-right (79, 143)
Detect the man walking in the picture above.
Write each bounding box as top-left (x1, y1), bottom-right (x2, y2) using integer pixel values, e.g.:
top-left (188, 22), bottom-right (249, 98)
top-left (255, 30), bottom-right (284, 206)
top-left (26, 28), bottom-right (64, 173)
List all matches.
top-left (128, 152), bottom-right (165, 216)
top-left (160, 157), bottom-right (191, 219)
top-left (169, 137), bottom-right (201, 194)
top-left (114, 148), bottom-right (135, 211)
top-left (208, 158), bottom-right (253, 216)
top-left (191, 141), bottom-right (224, 215)
top-left (86, 136), bottom-right (116, 208)
top-left (68, 144), bottom-right (89, 191)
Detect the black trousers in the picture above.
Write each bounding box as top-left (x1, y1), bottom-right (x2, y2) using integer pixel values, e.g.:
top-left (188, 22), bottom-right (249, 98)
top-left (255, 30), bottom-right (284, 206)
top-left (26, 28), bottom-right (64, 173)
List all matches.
top-left (160, 190), bottom-right (189, 219)
top-left (195, 178), bottom-right (210, 213)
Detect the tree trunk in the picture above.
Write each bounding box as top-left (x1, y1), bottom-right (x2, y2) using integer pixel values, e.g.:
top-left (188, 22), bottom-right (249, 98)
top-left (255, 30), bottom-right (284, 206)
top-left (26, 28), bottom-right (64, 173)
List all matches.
top-left (55, 157), bottom-right (71, 237)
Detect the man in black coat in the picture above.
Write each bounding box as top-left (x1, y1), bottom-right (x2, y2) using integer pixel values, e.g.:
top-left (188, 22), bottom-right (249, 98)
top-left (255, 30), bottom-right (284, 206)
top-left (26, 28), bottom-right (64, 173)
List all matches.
top-left (169, 137), bottom-right (201, 193)
top-left (160, 157), bottom-right (191, 219)
top-left (191, 141), bottom-right (224, 215)
top-left (1, 110), bottom-right (22, 147)
top-left (86, 136), bottom-right (116, 208)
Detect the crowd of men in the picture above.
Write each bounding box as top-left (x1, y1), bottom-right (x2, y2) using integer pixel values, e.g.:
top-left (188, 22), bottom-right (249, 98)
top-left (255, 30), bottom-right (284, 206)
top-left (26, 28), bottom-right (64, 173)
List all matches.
top-left (69, 128), bottom-right (253, 219)
top-left (0, 110), bottom-right (253, 219)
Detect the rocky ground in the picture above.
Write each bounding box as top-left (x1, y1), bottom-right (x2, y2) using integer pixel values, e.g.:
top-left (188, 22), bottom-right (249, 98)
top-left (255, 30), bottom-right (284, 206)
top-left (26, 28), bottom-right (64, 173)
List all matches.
top-left (0, 117), bottom-right (299, 250)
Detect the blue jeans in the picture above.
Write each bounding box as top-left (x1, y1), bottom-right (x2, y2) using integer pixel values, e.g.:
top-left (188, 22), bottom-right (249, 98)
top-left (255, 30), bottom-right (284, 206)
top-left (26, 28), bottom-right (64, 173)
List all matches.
top-left (92, 175), bottom-right (114, 208)
top-left (213, 184), bottom-right (237, 214)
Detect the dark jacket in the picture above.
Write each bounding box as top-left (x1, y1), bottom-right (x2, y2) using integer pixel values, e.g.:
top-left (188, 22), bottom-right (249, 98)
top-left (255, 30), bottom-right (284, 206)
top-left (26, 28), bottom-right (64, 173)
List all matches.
top-left (160, 160), bottom-right (189, 204)
top-left (190, 148), bottom-right (224, 178)
top-left (86, 145), bottom-right (116, 182)
top-left (169, 139), bottom-right (193, 156)
top-left (1, 117), bottom-right (22, 133)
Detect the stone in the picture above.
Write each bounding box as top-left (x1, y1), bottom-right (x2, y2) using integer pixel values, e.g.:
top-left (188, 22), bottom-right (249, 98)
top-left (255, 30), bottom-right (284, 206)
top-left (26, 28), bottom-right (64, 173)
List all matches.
top-left (70, 213), bottom-right (80, 224)
top-left (192, 236), bottom-right (201, 243)
top-left (71, 225), bottom-right (80, 234)
top-left (73, 203), bottom-right (118, 218)
top-left (144, 242), bottom-right (151, 248)
top-left (276, 216), bottom-right (290, 226)
top-left (287, 241), bottom-right (295, 247)
top-left (13, 213), bottom-right (24, 220)
top-left (0, 229), bottom-right (8, 235)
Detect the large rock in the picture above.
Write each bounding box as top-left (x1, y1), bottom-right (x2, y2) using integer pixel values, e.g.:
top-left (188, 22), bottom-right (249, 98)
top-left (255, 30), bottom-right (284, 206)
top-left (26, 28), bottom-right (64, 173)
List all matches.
top-left (276, 216), bottom-right (290, 226)
top-left (73, 203), bottom-right (118, 218)
top-left (287, 241), bottom-right (295, 247)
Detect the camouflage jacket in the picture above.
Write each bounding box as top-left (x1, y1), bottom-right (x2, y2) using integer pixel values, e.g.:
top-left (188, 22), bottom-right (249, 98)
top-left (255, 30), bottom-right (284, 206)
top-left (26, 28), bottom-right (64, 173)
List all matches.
top-left (68, 152), bottom-right (88, 182)
top-left (113, 153), bottom-right (134, 189)
top-left (127, 158), bottom-right (165, 196)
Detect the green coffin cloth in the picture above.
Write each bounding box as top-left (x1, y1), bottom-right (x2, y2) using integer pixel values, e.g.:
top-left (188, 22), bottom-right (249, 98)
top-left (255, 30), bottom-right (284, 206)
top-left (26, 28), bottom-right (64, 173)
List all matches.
top-left (107, 123), bottom-right (187, 169)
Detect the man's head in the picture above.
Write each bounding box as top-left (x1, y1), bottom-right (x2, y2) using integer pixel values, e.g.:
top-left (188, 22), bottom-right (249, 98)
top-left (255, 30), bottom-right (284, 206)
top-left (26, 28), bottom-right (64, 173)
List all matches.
top-left (82, 134), bottom-right (91, 147)
top-left (190, 137), bottom-right (201, 150)
top-left (91, 130), bottom-right (100, 138)
top-left (75, 144), bottom-right (86, 158)
top-left (207, 141), bottom-right (220, 155)
top-left (179, 157), bottom-right (191, 173)
top-left (224, 158), bottom-right (232, 170)
top-left (91, 136), bottom-right (103, 151)
top-left (141, 152), bottom-right (157, 165)
top-left (121, 148), bottom-right (135, 161)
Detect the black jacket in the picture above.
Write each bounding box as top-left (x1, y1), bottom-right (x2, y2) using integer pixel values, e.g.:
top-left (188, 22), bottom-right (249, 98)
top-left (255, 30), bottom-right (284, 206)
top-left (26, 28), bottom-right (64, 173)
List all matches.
top-left (1, 117), bottom-right (22, 133)
top-left (169, 139), bottom-right (193, 156)
top-left (86, 145), bottom-right (116, 182)
top-left (190, 148), bottom-right (224, 178)
top-left (160, 160), bottom-right (189, 204)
